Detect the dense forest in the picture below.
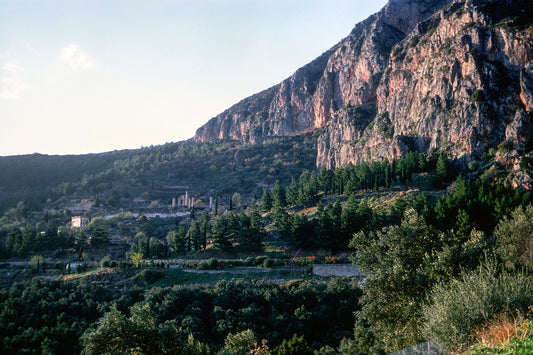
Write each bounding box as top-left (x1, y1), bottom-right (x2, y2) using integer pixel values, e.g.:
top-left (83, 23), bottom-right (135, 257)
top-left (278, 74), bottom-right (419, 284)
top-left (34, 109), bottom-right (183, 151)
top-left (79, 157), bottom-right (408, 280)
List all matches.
top-left (0, 135), bottom-right (532, 354)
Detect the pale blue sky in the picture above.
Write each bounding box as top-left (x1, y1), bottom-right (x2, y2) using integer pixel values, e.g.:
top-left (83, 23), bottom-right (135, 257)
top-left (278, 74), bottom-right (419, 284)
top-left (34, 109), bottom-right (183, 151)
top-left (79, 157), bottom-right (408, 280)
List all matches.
top-left (0, 0), bottom-right (387, 156)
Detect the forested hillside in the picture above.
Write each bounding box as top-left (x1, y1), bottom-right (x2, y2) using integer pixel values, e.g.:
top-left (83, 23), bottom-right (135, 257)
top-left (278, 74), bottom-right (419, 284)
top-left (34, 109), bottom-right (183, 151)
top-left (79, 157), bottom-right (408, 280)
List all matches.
top-left (0, 134), bottom-right (317, 214)
top-left (1, 139), bottom-right (532, 353)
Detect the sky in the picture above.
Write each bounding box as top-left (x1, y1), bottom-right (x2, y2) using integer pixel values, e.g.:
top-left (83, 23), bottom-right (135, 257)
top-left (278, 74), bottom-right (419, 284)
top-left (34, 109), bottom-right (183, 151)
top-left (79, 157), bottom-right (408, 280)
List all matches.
top-left (0, 0), bottom-right (387, 156)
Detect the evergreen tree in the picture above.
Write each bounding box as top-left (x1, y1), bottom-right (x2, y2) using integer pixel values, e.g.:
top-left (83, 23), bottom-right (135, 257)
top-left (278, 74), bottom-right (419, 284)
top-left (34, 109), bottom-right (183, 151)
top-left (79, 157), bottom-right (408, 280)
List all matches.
top-left (272, 180), bottom-right (286, 209)
top-left (212, 214), bottom-right (235, 251)
top-left (262, 189), bottom-right (273, 211)
top-left (167, 227), bottom-right (187, 255)
top-left (198, 213), bottom-right (210, 250)
top-left (436, 154), bottom-right (449, 184)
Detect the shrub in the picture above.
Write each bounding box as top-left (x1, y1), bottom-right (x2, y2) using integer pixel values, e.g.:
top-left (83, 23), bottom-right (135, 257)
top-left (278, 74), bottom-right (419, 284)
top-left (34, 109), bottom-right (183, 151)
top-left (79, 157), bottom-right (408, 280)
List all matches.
top-left (273, 334), bottom-right (312, 355)
top-left (220, 329), bottom-right (257, 354)
top-left (133, 269), bottom-right (164, 285)
top-left (495, 204), bottom-right (533, 270)
top-left (245, 257), bottom-right (255, 266)
top-left (206, 258), bottom-right (219, 269)
top-left (262, 258), bottom-right (273, 268)
top-left (471, 89), bottom-right (485, 102)
top-left (53, 261), bottom-right (65, 270)
top-left (255, 256), bottom-right (267, 265)
top-left (197, 262), bottom-right (209, 270)
top-left (100, 256), bottom-right (114, 268)
top-left (423, 259), bottom-right (533, 353)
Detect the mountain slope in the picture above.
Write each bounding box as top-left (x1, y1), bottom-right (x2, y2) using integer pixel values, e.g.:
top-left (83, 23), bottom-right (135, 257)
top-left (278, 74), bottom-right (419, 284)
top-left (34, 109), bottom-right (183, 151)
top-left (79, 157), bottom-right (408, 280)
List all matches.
top-left (193, 0), bottom-right (533, 174)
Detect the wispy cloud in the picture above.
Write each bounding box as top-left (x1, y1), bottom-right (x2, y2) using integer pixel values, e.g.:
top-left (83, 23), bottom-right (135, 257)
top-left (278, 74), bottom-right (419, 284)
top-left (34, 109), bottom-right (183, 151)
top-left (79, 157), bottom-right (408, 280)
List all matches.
top-left (2, 63), bottom-right (24, 75)
top-left (0, 63), bottom-right (29, 100)
top-left (59, 44), bottom-right (94, 70)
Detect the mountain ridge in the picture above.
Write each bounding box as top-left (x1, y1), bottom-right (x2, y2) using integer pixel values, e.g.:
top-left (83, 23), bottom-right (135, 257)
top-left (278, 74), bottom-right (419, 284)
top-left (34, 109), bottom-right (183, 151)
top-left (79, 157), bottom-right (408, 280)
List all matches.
top-left (193, 0), bottom-right (533, 178)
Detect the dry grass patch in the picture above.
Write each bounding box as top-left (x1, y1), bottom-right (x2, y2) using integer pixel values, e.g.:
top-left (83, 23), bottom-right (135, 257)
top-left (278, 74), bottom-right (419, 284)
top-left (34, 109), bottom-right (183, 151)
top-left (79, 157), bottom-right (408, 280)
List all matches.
top-left (472, 314), bottom-right (531, 349)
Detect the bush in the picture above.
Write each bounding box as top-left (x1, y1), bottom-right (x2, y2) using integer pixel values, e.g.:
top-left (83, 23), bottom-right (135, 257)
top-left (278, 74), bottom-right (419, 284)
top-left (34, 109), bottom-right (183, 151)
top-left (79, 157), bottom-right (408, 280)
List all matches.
top-left (133, 269), bottom-right (164, 285)
top-left (53, 261), bottom-right (65, 270)
top-left (262, 258), bottom-right (273, 268)
top-left (255, 256), bottom-right (267, 265)
top-left (206, 258), bottom-right (219, 269)
top-left (423, 259), bottom-right (533, 353)
top-left (220, 329), bottom-right (257, 354)
top-left (245, 257), bottom-right (255, 266)
top-left (273, 334), bottom-right (313, 355)
top-left (495, 204), bottom-right (533, 270)
top-left (100, 256), bottom-right (114, 268)
top-left (197, 262), bottom-right (209, 270)
top-left (471, 89), bottom-right (485, 102)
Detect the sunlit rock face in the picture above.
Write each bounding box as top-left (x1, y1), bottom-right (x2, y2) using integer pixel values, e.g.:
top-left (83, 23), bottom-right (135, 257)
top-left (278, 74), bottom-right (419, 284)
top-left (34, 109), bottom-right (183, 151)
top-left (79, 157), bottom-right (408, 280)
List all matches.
top-left (193, 0), bottom-right (533, 171)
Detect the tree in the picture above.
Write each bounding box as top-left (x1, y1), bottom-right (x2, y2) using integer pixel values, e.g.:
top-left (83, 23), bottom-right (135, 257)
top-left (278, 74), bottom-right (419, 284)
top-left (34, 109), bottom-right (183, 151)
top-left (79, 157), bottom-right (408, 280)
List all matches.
top-left (167, 227), bottom-right (187, 255)
top-left (237, 212), bottom-right (264, 252)
top-left (273, 334), bottom-right (312, 355)
top-left (198, 213), bottom-right (210, 250)
top-left (212, 214), bottom-right (236, 251)
top-left (30, 255), bottom-right (44, 273)
top-left (494, 204), bottom-right (533, 270)
top-left (349, 208), bottom-right (438, 352)
top-left (220, 329), bottom-right (257, 355)
top-left (285, 177), bottom-right (299, 206)
top-left (130, 252), bottom-right (143, 268)
top-left (82, 303), bottom-right (193, 354)
top-left (454, 209), bottom-right (473, 242)
top-left (188, 222), bottom-right (202, 251)
top-left (271, 180), bottom-right (286, 209)
top-left (435, 154), bottom-right (449, 185)
top-left (15, 201), bottom-right (29, 220)
top-left (262, 189), bottom-right (273, 211)
top-left (149, 237), bottom-right (166, 258)
top-left (88, 218), bottom-right (110, 248)
top-left (131, 232), bottom-right (149, 256)
top-left (231, 193), bottom-right (242, 210)
top-left (289, 214), bottom-right (315, 248)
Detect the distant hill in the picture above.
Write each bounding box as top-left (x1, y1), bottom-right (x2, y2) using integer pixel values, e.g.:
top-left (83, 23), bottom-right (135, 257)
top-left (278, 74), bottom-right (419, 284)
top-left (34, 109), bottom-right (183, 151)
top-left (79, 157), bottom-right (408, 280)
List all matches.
top-left (0, 135), bottom-right (317, 214)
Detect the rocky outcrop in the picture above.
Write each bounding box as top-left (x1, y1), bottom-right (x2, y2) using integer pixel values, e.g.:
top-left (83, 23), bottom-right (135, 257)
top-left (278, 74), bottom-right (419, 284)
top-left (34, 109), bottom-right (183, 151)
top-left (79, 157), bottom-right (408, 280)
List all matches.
top-left (193, 0), bottom-right (533, 171)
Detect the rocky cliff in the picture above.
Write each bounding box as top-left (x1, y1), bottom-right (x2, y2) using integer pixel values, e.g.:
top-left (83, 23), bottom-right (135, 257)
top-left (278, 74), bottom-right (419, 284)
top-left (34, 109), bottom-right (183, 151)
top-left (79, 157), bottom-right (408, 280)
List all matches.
top-left (193, 0), bottom-right (533, 173)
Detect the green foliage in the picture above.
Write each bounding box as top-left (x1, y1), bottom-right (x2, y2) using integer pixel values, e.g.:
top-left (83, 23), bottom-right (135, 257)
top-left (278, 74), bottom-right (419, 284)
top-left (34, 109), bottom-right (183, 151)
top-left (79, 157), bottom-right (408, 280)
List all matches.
top-left (470, 89), bottom-right (485, 102)
top-left (433, 177), bottom-right (529, 235)
top-left (498, 138), bottom-right (514, 154)
top-left (478, 0), bottom-right (533, 30)
top-left (82, 303), bottom-right (195, 354)
top-left (220, 329), bottom-right (257, 355)
top-left (30, 255), bottom-right (45, 273)
top-left (273, 334), bottom-right (312, 355)
top-left (435, 154), bottom-right (450, 184)
top-left (133, 269), bottom-right (164, 285)
top-left (494, 204), bottom-right (533, 270)
top-left (0, 134), bottom-right (317, 216)
top-left (167, 227), bottom-right (188, 255)
top-left (144, 279), bottom-right (361, 351)
top-left (100, 256), bottom-right (117, 268)
top-left (423, 259), bottom-right (533, 353)
top-left (350, 208), bottom-right (438, 351)
top-left (0, 278), bottom-right (139, 354)
top-left (377, 112), bottom-right (393, 139)
top-left (86, 218), bottom-right (110, 248)
top-left (262, 189), bottom-right (273, 211)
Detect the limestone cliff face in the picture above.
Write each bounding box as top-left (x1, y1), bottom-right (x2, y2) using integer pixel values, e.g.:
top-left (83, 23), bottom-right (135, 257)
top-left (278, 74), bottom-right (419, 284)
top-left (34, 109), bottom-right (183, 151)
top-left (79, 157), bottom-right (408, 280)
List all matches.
top-left (194, 0), bottom-right (533, 171)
